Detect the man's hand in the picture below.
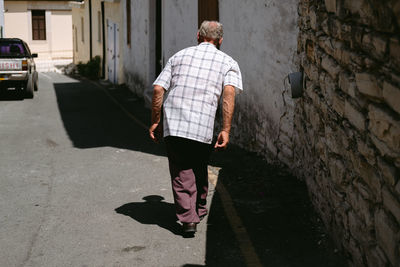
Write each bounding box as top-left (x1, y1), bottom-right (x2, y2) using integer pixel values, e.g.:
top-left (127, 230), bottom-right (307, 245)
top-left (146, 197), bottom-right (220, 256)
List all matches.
top-left (214, 85), bottom-right (235, 150)
top-left (214, 130), bottom-right (229, 150)
top-left (149, 123), bottom-right (162, 143)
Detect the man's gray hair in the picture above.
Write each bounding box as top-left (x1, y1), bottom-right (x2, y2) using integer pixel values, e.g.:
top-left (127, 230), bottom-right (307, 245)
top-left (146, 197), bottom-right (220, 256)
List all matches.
top-left (198, 20), bottom-right (223, 40)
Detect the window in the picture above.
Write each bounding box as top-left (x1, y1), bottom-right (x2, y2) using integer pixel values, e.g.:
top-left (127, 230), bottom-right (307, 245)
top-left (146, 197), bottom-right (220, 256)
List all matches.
top-left (98, 11), bottom-right (101, 42)
top-left (126, 0), bottom-right (131, 46)
top-left (32, 10), bottom-right (46, 40)
top-left (75, 26), bottom-right (78, 52)
top-left (81, 17), bottom-right (84, 43)
top-left (0, 40), bottom-right (28, 57)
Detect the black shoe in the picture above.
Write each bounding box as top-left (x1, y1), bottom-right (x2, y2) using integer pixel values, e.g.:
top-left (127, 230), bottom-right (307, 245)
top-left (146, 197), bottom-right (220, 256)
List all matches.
top-left (182, 223), bottom-right (197, 233)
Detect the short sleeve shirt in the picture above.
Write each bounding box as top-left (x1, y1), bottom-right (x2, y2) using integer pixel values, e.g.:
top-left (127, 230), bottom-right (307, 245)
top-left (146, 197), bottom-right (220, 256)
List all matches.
top-left (153, 42), bottom-right (243, 144)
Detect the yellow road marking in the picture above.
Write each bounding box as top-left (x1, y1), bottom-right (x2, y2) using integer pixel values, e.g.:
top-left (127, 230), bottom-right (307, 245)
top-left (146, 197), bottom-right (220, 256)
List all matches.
top-left (208, 169), bottom-right (263, 267)
top-left (94, 80), bottom-right (262, 267)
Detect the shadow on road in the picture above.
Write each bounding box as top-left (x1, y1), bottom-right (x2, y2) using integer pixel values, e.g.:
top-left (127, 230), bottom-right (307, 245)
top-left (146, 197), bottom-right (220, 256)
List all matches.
top-left (115, 195), bottom-right (181, 236)
top-left (53, 80), bottom-right (165, 156)
top-left (205, 147), bottom-right (348, 267)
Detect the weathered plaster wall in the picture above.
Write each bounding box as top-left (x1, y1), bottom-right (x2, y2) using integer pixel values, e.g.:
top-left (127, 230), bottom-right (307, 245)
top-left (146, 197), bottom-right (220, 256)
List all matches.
top-left (72, 0), bottom-right (123, 83)
top-left (90, 0), bottom-right (103, 60)
top-left (50, 11), bottom-right (73, 59)
top-left (71, 2), bottom-right (90, 64)
top-left (295, 0), bottom-right (400, 266)
top-left (161, 1), bottom-right (197, 63)
top-left (219, 0), bottom-right (299, 164)
top-left (123, 0), bottom-right (154, 98)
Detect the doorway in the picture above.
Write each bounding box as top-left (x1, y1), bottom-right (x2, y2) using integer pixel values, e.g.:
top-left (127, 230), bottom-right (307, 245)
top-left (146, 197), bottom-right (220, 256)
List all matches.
top-left (107, 20), bottom-right (119, 84)
top-left (198, 0), bottom-right (219, 27)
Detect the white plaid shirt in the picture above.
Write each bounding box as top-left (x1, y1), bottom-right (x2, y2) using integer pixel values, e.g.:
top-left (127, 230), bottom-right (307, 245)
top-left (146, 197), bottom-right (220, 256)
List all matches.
top-left (153, 42), bottom-right (243, 144)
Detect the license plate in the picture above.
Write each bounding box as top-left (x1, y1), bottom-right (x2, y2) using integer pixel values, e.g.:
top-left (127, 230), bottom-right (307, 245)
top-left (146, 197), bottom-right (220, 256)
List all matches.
top-left (0, 61), bottom-right (22, 70)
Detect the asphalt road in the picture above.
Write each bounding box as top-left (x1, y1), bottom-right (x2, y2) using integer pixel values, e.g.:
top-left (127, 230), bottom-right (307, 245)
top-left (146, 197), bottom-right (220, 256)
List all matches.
top-left (0, 72), bottom-right (347, 267)
top-left (0, 73), bottom-right (222, 267)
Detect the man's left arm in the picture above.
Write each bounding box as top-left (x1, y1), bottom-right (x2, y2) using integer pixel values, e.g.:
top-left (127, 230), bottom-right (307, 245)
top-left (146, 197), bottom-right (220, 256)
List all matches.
top-left (215, 85), bottom-right (236, 149)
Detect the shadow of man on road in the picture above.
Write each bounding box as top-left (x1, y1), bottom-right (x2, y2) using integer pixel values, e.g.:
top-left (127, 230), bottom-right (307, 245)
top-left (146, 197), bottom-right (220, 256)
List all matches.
top-left (115, 195), bottom-right (181, 236)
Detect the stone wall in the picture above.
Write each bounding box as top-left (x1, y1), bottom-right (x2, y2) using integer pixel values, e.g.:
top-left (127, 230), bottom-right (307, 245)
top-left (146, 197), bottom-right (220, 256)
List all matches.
top-left (294, 0), bottom-right (400, 266)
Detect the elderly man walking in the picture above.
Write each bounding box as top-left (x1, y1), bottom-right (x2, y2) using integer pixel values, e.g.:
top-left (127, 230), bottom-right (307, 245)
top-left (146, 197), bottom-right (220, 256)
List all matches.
top-left (149, 21), bottom-right (243, 234)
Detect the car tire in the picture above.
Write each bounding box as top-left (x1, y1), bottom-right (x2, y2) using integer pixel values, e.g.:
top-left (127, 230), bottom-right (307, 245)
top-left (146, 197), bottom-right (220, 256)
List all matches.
top-left (25, 78), bottom-right (34, 99)
top-left (34, 80), bottom-right (38, 91)
top-left (34, 73), bottom-right (38, 91)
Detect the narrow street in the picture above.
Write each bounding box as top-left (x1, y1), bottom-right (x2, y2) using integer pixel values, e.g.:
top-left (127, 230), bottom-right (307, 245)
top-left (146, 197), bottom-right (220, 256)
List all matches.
top-left (0, 72), bottom-right (346, 267)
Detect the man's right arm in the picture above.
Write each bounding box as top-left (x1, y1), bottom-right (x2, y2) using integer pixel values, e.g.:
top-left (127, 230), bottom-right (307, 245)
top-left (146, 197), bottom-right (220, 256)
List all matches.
top-left (215, 85), bottom-right (236, 149)
top-left (149, 85), bottom-right (165, 142)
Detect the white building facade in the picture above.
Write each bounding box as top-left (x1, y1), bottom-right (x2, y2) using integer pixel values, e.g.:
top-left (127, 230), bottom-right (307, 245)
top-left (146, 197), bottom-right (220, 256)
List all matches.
top-left (4, 0), bottom-right (73, 71)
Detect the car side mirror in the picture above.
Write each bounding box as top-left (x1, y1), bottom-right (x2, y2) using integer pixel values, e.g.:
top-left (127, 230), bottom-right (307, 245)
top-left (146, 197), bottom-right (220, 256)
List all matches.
top-left (32, 53), bottom-right (38, 58)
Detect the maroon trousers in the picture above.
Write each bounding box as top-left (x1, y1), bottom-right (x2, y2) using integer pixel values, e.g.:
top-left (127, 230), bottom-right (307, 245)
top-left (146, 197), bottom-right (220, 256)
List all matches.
top-left (165, 136), bottom-right (212, 223)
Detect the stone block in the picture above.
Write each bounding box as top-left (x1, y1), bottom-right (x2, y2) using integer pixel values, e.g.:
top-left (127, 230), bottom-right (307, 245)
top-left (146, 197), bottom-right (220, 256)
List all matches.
top-left (357, 138), bottom-right (376, 165)
top-left (319, 71), bottom-right (336, 103)
top-left (394, 1), bottom-right (400, 31)
top-left (332, 93), bottom-right (345, 116)
top-left (351, 153), bottom-right (381, 200)
top-left (374, 209), bottom-right (399, 266)
top-left (339, 47), bottom-right (351, 66)
top-left (382, 187), bottom-right (400, 223)
top-left (345, 101), bottom-right (366, 131)
top-left (325, 0), bottom-right (337, 13)
top-left (383, 81), bottom-right (400, 115)
top-left (339, 72), bottom-right (356, 97)
top-left (362, 33), bottom-right (388, 60)
top-left (368, 105), bottom-right (400, 153)
top-left (338, 127), bottom-right (351, 150)
top-left (370, 3), bottom-right (396, 33)
top-left (391, 73), bottom-right (400, 85)
top-left (343, 0), bottom-right (363, 14)
top-left (390, 38), bottom-right (400, 68)
top-left (318, 36), bottom-right (334, 57)
top-left (321, 55), bottom-right (341, 80)
top-left (303, 61), bottom-right (319, 82)
top-left (365, 246), bottom-right (389, 267)
top-left (339, 23), bottom-right (352, 42)
top-left (316, 137), bottom-right (328, 163)
top-left (396, 181), bottom-right (400, 195)
top-left (370, 134), bottom-right (400, 161)
top-left (347, 236), bottom-right (367, 266)
top-left (377, 157), bottom-right (399, 186)
top-left (309, 8), bottom-right (318, 31)
top-left (349, 51), bottom-right (365, 70)
top-left (326, 126), bottom-right (341, 154)
top-left (354, 180), bottom-right (373, 201)
top-left (321, 18), bottom-right (329, 36)
top-left (355, 73), bottom-right (382, 100)
top-left (347, 187), bottom-right (374, 228)
top-left (306, 40), bottom-right (315, 63)
top-left (348, 210), bottom-right (374, 247)
top-left (329, 158), bottom-right (346, 185)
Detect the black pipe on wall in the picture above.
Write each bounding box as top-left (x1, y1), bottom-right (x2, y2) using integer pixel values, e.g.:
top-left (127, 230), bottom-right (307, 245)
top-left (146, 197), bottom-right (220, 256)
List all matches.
top-left (89, 0), bottom-right (93, 59)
